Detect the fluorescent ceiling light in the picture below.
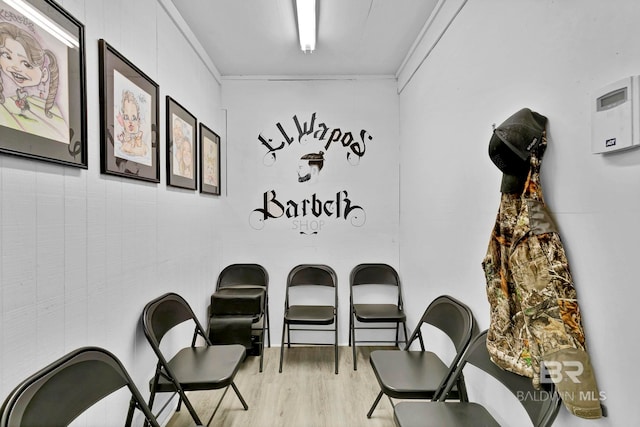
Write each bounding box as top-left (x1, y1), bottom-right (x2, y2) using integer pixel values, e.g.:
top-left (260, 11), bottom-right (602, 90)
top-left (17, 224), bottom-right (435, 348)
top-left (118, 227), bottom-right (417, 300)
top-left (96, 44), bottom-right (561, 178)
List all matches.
top-left (4, 0), bottom-right (79, 48)
top-left (296, 0), bottom-right (316, 53)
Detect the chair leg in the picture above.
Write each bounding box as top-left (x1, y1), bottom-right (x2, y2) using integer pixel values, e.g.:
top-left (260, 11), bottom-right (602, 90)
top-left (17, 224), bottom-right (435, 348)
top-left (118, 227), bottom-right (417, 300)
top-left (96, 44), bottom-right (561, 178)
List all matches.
top-left (348, 308), bottom-right (353, 347)
top-left (351, 311), bottom-right (357, 370)
top-left (335, 311), bottom-right (339, 375)
top-left (401, 321), bottom-right (409, 349)
top-left (259, 316), bottom-right (266, 373)
top-left (367, 391), bottom-right (384, 418)
top-left (266, 302), bottom-right (271, 347)
top-left (335, 324), bottom-right (339, 375)
top-left (126, 397), bottom-right (136, 427)
top-left (279, 320), bottom-right (287, 373)
top-left (395, 321), bottom-right (400, 346)
top-left (259, 336), bottom-right (264, 373)
top-left (418, 331), bottom-right (425, 351)
top-left (177, 389), bottom-right (203, 426)
top-left (147, 371), bottom-right (159, 417)
top-left (456, 372), bottom-right (469, 402)
top-left (231, 382), bottom-right (249, 410)
top-left (131, 394), bottom-right (158, 427)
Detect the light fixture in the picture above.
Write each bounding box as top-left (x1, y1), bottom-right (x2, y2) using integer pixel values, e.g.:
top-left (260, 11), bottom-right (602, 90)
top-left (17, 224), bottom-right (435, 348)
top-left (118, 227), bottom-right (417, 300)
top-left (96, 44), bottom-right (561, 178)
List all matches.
top-left (295, 0), bottom-right (316, 53)
top-left (4, 0), bottom-right (79, 48)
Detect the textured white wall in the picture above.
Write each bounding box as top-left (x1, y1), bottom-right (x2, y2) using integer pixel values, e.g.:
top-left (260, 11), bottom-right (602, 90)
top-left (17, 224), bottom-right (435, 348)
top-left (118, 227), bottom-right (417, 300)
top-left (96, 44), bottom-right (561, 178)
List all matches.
top-left (0, 0), bottom-right (224, 425)
top-left (399, 0), bottom-right (640, 425)
top-left (221, 78), bottom-right (401, 348)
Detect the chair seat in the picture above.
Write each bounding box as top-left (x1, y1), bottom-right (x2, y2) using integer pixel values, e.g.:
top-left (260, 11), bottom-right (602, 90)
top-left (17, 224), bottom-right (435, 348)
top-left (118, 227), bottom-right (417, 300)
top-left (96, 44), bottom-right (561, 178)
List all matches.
top-left (353, 303), bottom-right (406, 322)
top-left (285, 305), bottom-right (335, 325)
top-left (153, 345), bottom-right (245, 392)
top-left (370, 350), bottom-right (451, 399)
top-left (394, 401), bottom-right (499, 427)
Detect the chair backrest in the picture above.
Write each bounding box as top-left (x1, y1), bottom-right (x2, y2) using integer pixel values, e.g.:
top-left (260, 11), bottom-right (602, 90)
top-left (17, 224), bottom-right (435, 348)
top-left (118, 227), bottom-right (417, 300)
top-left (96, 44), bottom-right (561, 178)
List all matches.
top-left (286, 264), bottom-right (337, 306)
top-left (350, 263), bottom-right (399, 287)
top-left (349, 263), bottom-right (402, 305)
top-left (143, 292), bottom-right (209, 349)
top-left (441, 331), bottom-right (561, 427)
top-left (216, 264), bottom-right (269, 290)
top-left (0, 347), bottom-right (159, 427)
top-left (408, 295), bottom-right (476, 354)
top-left (287, 264), bottom-right (337, 288)
top-left (403, 295), bottom-right (476, 399)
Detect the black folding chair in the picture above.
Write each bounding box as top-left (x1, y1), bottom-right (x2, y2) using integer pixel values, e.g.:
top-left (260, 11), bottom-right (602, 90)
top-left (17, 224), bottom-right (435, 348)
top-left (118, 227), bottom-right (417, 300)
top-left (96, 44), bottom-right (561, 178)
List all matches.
top-left (279, 264), bottom-right (339, 374)
top-left (142, 292), bottom-right (248, 426)
top-left (0, 346), bottom-right (159, 427)
top-left (349, 263), bottom-right (409, 370)
top-left (210, 263), bottom-right (270, 372)
top-left (393, 330), bottom-right (562, 427)
top-left (368, 295), bottom-right (476, 418)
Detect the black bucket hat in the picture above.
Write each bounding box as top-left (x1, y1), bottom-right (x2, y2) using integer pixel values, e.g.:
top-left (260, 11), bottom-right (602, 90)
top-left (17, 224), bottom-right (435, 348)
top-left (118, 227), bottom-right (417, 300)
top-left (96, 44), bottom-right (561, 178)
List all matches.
top-left (488, 108), bottom-right (547, 193)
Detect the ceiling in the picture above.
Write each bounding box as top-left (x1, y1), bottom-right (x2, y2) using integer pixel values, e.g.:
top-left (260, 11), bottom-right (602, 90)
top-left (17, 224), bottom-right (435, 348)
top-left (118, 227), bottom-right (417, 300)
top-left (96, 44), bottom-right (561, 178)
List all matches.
top-left (169, 0), bottom-right (440, 77)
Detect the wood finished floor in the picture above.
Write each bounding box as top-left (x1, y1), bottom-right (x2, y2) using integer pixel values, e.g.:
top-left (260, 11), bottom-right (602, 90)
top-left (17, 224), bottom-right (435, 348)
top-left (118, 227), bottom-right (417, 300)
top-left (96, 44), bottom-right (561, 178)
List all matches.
top-left (165, 345), bottom-right (397, 427)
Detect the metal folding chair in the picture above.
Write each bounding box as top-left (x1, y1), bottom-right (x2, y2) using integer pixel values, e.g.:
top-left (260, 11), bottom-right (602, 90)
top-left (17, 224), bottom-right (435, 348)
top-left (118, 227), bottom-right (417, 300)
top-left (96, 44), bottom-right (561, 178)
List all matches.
top-left (368, 295), bottom-right (476, 418)
top-left (279, 264), bottom-right (339, 374)
top-left (142, 292), bottom-right (248, 426)
top-left (393, 330), bottom-right (562, 427)
top-left (0, 346), bottom-right (159, 427)
top-left (349, 263), bottom-right (409, 370)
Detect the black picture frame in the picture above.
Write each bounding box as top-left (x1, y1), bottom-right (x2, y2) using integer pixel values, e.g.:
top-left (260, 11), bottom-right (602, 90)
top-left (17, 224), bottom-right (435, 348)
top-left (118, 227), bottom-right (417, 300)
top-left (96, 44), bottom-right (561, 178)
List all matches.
top-left (199, 123), bottom-right (220, 195)
top-left (166, 96), bottom-right (197, 190)
top-left (0, 0), bottom-right (87, 168)
top-left (98, 39), bottom-right (159, 182)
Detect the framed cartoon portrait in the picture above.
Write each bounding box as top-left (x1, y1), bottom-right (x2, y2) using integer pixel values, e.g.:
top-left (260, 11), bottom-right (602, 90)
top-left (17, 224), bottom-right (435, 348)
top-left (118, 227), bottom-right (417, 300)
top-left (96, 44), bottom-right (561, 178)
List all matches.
top-left (199, 123), bottom-right (220, 195)
top-left (0, 0), bottom-right (87, 168)
top-left (98, 39), bottom-right (159, 182)
top-left (166, 96), bottom-right (197, 190)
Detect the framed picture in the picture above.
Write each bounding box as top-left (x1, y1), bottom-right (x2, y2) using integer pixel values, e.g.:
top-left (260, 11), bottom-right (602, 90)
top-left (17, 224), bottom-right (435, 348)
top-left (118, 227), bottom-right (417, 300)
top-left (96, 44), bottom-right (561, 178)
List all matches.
top-left (0, 0), bottom-right (87, 168)
top-left (166, 96), bottom-right (197, 190)
top-left (199, 123), bottom-right (220, 195)
top-left (98, 39), bottom-right (159, 182)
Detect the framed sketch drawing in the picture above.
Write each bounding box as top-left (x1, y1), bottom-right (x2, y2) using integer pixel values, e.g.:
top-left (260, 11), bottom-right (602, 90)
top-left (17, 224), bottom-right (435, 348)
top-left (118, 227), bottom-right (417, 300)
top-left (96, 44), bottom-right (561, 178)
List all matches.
top-left (0, 0), bottom-right (87, 168)
top-left (199, 123), bottom-right (220, 195)
top-left (98, 39), bottom-right (159, 182)
top-left (166, 96), bottom-right (196, 190)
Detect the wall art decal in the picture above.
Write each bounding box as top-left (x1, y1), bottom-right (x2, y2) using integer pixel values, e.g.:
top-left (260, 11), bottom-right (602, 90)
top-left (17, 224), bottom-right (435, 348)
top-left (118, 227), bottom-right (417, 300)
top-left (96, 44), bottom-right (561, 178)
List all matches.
top-left (258, 112), bottom-right (372, 166)
top-left (251, 111), bottom-right (374, 235)
top-left (297, 151), bottom-right (324, 184)
top-left (249, 190), bottom-right (366, 234)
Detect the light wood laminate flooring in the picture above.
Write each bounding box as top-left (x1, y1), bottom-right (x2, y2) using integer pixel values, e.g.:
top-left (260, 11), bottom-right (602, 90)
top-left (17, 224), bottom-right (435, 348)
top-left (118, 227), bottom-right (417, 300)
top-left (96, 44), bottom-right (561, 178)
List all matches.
top-left (165, 346), bottom-right (397, 427)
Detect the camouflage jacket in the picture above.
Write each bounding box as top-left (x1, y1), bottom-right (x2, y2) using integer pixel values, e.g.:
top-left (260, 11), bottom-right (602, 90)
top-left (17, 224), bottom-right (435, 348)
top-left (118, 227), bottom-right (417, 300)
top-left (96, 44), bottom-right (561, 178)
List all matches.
top-left (482, 134), bottom-right (602, 419)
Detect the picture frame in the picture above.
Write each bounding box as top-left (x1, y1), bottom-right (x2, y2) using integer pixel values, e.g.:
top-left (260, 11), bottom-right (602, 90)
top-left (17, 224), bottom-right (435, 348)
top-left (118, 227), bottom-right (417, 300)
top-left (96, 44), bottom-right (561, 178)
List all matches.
top-left (0, 0), bottom-right (87, 168)
top-left (98, 39), bottom-right (159, 182)
top-left (199, 123), bottom-right (220, 195)
top-left (166, 96), bottom-right (197, 190)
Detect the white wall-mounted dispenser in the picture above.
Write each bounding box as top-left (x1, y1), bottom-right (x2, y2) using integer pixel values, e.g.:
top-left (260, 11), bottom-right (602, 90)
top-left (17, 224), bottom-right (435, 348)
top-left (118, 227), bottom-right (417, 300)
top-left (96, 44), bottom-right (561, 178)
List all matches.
top-left (591, 76), bottom-right (640, 154)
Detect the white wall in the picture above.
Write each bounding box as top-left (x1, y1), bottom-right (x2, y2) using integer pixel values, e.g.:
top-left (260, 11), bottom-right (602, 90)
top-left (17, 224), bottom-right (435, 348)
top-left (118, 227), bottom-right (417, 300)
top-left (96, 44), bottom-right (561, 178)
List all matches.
top-left (220, 78), bottom-right (400, 346)
top-left (0, 0), bottom-right (224, 425)
top-left (398, 0), bottom-right (640, 425)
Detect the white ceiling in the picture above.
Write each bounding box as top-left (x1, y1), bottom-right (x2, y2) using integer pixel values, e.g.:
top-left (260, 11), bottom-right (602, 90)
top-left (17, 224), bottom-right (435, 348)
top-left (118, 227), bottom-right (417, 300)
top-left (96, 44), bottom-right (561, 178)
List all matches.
top-left (169, 0), bottom-right (440, 77)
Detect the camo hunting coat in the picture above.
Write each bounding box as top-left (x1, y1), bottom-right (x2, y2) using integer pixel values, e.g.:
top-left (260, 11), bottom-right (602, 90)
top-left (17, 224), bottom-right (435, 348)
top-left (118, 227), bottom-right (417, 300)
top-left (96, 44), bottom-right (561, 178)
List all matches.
top-left (482, 134), bottom-right (602, 419)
